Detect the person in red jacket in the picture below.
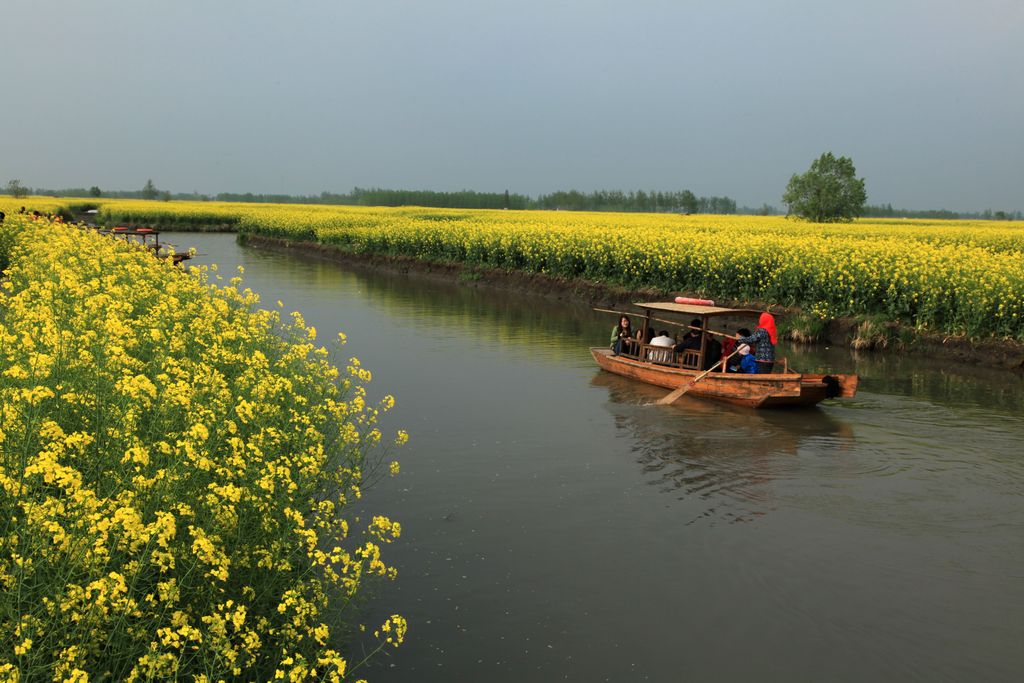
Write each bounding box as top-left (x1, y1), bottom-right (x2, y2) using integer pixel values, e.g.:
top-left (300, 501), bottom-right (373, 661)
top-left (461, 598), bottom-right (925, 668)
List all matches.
top-left (734, 313), bottom-right (777, 373)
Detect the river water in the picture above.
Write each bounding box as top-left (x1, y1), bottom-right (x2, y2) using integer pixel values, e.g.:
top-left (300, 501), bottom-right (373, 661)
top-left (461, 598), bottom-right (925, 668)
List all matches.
top-left (174, 233), bottom-right (1023, 682)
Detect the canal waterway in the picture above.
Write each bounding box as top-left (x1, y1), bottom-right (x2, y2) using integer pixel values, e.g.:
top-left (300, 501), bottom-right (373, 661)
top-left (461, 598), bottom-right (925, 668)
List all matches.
top-left (174, 233), bottom-right (1024, 682)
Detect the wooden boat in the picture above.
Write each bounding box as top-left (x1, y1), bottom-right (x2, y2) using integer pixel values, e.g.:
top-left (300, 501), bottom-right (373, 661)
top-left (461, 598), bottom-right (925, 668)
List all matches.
top-left (593, 302), bottom-right (858, 408)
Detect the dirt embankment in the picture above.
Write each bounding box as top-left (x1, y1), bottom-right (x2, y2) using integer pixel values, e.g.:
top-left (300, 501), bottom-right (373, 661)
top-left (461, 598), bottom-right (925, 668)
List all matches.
top-left (242, 234), bottom-right (1024, 370)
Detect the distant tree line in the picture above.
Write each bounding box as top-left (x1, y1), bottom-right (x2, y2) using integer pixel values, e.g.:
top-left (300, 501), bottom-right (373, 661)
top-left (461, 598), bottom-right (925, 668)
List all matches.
top-left (213, 192), bottom-right (330, 205)
top-left (149, 185), bottom-right (738, 214)
top-left (8, 179), bottom-right (1021, 219)
top-left (334, 187), bottom-right (531, 209)
top-left (213, 189), bottom-right (532, 209)
top-left (14, 181), bottom-right (733, 214)
top-left (533, 189), bottom-right (736, 214)
top-left (26, 182), bottom-right (200, 203)
top-left (217, 188), bottom-right (734, 213)
top-left (862, 203), bottom-right (1023, 220)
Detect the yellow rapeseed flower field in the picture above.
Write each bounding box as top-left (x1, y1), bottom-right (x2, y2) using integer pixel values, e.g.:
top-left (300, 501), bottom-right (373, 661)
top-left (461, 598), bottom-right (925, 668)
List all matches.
top-left (0, 214), bottom-right (405, 680)
top-left (13, 198), bottom-right (1023, 338)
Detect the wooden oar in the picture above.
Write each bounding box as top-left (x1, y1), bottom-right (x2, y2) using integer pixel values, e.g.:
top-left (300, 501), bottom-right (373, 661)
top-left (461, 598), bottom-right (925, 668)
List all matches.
top-left (656, 348), bottom-right (741, 405)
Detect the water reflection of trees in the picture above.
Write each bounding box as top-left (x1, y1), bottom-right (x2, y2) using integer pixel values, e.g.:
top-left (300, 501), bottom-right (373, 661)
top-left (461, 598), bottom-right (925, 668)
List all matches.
top-left (591, 372), bottom-right (855, 525)
top-left (323, 258), bottom-right (608, 361)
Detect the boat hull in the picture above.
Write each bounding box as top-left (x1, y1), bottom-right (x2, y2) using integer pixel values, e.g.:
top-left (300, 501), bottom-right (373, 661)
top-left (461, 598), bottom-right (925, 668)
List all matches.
top-left (591, 348), bottom-right (857, 408)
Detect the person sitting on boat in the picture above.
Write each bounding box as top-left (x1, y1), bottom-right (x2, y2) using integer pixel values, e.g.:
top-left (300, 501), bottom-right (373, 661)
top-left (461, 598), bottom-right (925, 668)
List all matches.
top-left (737, 344), bottom-right (759, 374)
top-left (734, 313), bottom-right (777, 373)
top-left (724, 328), bottom-right (750, 371)
top-left (673, 318), bottom-right (704, 353)
top-left (649, 329), bottom-right (674, 363)
top-left (610, 315), bottom-right (634, 356)
top-left (637, 326), bottom-right (655, 346)
top-left (702, 335), bottom-right (722, 370)
top-left (651, 330), bottom-right (673, 346)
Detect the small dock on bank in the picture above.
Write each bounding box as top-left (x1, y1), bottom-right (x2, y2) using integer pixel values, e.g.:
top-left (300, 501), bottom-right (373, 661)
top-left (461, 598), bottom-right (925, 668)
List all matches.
top-left (95, 226), bottom-right (194, 265)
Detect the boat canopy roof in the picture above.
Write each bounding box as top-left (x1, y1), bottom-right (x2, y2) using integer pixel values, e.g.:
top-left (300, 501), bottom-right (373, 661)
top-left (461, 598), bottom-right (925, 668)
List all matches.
top-left (634, 302), bottom-right (763, 317)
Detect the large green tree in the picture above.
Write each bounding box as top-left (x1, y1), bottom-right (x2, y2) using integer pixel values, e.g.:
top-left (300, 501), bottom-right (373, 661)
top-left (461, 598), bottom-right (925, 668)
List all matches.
top-left (783, 152), bottom-right (867, 222)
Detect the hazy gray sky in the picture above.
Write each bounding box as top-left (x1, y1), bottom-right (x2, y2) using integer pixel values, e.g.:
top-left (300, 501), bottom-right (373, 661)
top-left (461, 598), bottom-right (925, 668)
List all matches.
top-left (3, 0), bottom-right (1022, 211)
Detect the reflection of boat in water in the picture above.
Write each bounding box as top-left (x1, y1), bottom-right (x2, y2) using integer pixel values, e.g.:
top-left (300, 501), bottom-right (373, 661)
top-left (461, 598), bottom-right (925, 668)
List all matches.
top-left (590, 371), bottom-right (856, 523)
top-left (590, 371), bottom-right (854, 443)
top-left (593, 302), bottom-right (858, 408)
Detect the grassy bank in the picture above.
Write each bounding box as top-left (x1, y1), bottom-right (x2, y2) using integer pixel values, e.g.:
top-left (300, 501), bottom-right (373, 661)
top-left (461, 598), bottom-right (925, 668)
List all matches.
top-left (0, 215), bottom-right (407, 680)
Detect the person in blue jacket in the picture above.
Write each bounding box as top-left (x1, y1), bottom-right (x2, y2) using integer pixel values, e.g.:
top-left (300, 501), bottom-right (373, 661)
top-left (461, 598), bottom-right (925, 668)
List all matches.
top-left (738, 344), bottom-right (759, 374)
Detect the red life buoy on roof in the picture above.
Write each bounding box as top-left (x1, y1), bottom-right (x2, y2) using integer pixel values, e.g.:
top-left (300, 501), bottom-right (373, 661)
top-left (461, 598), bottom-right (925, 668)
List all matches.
top-left (675, 296), bottom-right (715, 306)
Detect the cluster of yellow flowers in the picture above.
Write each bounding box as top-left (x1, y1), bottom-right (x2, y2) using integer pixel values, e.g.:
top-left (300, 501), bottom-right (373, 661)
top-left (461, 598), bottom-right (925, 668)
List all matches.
top-left (0, 215), bottom-right (405, 680)
top-left (13, 198), bottom-right (1024, 338)
top-left (0, 197), bottom-right (72, 217)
